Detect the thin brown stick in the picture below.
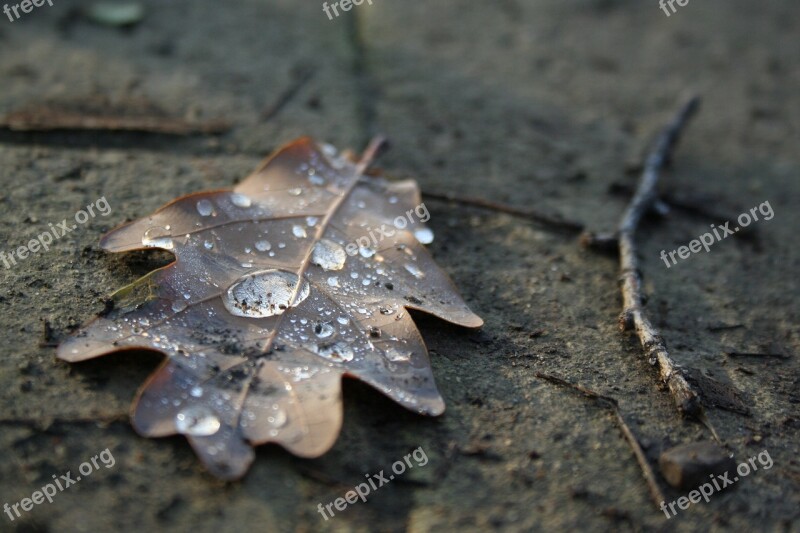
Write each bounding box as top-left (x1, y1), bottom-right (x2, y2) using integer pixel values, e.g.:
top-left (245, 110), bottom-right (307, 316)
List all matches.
top-left (535, 372), bottom-right (666, 507)
top-left (582, 97), bottom-right (704, 419)
top-left (0, 106), bottom-right (230, 135)
top-left (724, 351), bottom-right (789, 360)
top-left (0, 414), bottom-right (127, 427)
top-left (423, 191), bottom-right (584, 234)
top-left (260, 67), bottom-right (315, 121)
top-left (355, 135), bottom-right (389, 176)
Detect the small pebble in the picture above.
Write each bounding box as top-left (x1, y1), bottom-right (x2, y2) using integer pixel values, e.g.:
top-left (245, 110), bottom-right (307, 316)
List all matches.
top-left (659, 441), bottom-right (736, 490)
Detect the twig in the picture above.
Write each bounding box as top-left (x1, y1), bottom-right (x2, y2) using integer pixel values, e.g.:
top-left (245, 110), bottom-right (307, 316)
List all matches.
top-left (582, 97), bottom-right (704, 419)
top-left (0, 414), bottom-right (127, 428)
top-left (534, 372), bottom-right (666, 507)
top-left (724, 351), bottom-right (789, 360)
top-left (423, 191), bottom-right (584, 234)
top-left (355, 135), bottom-right (389, 176)
top-left (260, 66), bottom-right (315, 121)
top-left (0, 106), bottom-right (230, 135)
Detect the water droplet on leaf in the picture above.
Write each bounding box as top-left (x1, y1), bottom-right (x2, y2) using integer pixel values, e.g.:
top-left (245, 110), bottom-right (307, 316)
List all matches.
top-left (413, 228), bottom-right (434, 244)
top-left (230, 193), bottom-right (252, 208)
top-left (311, 239), bottom-right (346, 271)
top-left (316, 342), bottom-right (354, 362)
top-left (314, 322), bottom-right (335, 338)
top-left (196, 199), bottom-right (214, 216)
top-left (175, 406), bottom-right (221, 436)
top-left (224, 270), bottom-right (310, 318)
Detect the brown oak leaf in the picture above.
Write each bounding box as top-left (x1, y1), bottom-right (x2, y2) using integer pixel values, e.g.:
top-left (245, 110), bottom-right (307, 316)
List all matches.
top-left (58, 137), bottom-right (483, 479)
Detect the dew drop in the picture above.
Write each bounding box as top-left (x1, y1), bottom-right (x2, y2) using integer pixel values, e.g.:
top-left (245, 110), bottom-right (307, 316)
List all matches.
top-left (316, 342), bottom-right (354, 362)
top-left (142, 227), bottom-right (174, 249)
top-left (321, 143), bottom-right (337, 157)
top-left (384, 347), bottom-right (412, 362)
top-left (204, 240), bottom-right (214, 250)
top-left (223, 270), bottom-right (310, 318)
top-left (255, 240), bottom-right (271, 252)
top-left (311, 239), bottom-right (346, 271)
top-left (175, 406), bottom-right (220, 436)
top-left (196, 199), bottom-right (214, 216)
top-left (190, 386), bottom-right (203, 398)
top-left (359, 246), bottom-right (376, 258)
top-left (292, 225), bottom-right (307, 238)
top-left (171, 300), bottom-right (188, 313)
top-left (230, 193), bottom-right (252, 208)
top-left (288, 187), bottom-right (303, 196)
top-left (336, 316), bottom-right (349, 325)
top-left (327, 276), bottom-right (339, 287)
top-left (314, 322), bottom-right (335, 338)
top-left (413, 227), bottom-right (434, 244)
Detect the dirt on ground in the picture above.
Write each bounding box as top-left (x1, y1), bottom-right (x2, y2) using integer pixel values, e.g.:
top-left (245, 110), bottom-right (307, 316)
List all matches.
top-left (0, 1), bottom-right (798, 532)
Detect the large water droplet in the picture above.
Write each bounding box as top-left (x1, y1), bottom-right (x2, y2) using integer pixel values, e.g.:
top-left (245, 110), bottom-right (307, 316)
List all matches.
top-left (223, 270), bottom-right (310, 318)
top-left (230, 193), bottom-right (252, 208)
top-left (413, 227), bottom-right (434, 244)
top-left (359, 246), bottom-right (376, 258)
top-left (311, 239), bottom-right (346, 271)
top-left (196, 199), bottom-right (214, 216)
top-left (384, 347), bottom-right (411, 362)
top-left (293, 225), bottom-right (307, 238)
top-left (255, 240), bottom-right (271, 252)
top-left (288, 187), bottom-right (303, 196)
top-left (316, 342), bottom-right (354, 362)
top-left (314, 322), bottom-right (335, 338)
top-left (175, 406), bottom-right (221, 436)
top-left (142, 227), bottom-right (174, 249)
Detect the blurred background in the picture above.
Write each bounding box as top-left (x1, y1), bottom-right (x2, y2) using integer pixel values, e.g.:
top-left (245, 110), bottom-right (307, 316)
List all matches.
top-left (0, 1), bottom-right (798, 531)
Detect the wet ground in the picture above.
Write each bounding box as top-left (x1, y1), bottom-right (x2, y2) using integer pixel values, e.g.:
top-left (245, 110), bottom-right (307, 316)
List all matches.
top-left (0, 0), bottom-right (798, 531)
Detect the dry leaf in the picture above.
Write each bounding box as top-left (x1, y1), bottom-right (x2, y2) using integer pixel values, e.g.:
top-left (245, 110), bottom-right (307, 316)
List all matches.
top-left (58, 137), bottom-right (483, 479)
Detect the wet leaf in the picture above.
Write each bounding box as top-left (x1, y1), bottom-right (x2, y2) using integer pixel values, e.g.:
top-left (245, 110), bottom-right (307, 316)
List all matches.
top-left (58, 137), bottom-right (483, 479)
